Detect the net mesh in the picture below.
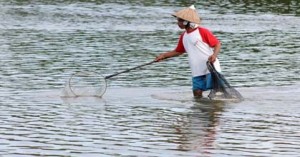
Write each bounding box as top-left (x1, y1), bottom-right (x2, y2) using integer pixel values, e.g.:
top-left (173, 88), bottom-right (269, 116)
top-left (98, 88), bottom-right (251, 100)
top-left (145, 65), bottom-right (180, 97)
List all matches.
top-left (207, 61), bottom-right (244, 101)
top-left (61, 71), bottom-right (107, 97)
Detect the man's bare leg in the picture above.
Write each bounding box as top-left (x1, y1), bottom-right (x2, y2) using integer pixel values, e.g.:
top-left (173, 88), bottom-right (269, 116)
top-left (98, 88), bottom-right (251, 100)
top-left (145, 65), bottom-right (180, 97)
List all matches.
top-left (193, 90), bottom-right (203, 99)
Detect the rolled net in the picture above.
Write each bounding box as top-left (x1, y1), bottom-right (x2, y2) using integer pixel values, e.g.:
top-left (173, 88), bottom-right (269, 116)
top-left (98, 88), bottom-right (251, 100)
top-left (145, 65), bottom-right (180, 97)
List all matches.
top-left (207, 61), bottom-right (244, 101)
top-left (61, 71), bottom-right (107, 97)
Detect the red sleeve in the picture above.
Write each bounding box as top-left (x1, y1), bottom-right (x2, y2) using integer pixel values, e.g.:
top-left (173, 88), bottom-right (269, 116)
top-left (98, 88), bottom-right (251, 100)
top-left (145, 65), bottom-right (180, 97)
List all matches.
top-left (174, 33), bottom-right (186, 53)
top-left (199, 27), bottom-right (220, 47)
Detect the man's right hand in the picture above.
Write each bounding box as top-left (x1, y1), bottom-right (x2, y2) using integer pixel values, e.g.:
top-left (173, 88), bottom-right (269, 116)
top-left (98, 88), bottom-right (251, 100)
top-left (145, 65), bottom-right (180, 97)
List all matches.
top-left (155, 54), bottom-right (166, 62)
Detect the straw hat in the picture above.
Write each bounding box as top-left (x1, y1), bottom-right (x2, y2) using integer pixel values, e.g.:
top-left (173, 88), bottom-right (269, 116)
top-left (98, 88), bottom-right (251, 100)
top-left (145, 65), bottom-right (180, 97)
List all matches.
top-left (172, 5), bottom-right (201, 24)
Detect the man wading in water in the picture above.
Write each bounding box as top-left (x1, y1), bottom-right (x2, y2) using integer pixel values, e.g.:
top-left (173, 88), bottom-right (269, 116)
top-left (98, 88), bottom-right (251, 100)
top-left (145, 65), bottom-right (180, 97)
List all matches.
top-left (155, 5), bottom-right (222, 98)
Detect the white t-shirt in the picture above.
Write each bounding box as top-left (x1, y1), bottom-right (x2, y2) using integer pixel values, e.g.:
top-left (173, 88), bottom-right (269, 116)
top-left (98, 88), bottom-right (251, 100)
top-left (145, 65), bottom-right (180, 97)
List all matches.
top-left (175, 27), bottom-right (221, 77)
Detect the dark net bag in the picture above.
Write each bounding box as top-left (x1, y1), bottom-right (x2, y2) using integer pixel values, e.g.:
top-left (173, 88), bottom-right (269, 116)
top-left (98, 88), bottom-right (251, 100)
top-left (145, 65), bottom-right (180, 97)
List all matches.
top-left (206, 61), bottom-right (244, 101)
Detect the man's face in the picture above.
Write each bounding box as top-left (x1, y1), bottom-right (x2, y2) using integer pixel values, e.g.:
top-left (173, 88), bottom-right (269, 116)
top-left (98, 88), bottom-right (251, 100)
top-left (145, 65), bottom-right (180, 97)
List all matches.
top-left (177, 18), bottom-right (186, 29)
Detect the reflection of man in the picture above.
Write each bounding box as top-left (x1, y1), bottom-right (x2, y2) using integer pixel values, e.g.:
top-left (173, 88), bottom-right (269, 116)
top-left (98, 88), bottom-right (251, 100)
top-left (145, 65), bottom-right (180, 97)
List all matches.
top-left (171, 102), bottom-right (224, 154)
top-left (155, 5), bottom-right (222, 98)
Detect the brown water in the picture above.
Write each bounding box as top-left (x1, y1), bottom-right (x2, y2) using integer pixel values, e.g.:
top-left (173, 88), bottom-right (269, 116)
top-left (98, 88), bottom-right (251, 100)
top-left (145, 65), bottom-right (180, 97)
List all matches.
top-left (0, 1), bottom-right (300, 156)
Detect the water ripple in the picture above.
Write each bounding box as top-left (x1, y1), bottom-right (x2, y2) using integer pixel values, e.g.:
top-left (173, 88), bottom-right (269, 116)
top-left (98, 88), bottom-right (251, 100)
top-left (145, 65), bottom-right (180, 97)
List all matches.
top-left (1, 1), bottom-right (300, 156)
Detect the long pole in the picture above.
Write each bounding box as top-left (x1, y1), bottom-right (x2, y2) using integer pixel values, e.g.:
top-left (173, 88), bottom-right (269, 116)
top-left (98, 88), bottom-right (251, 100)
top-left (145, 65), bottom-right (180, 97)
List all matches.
top-left (104, 60), bottom-right (156, 79)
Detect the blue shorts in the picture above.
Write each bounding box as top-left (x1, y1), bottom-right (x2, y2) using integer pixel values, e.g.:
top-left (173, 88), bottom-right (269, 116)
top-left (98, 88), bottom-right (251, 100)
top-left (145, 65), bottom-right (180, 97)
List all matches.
top-left (192, 73), bottom-right (213, 91)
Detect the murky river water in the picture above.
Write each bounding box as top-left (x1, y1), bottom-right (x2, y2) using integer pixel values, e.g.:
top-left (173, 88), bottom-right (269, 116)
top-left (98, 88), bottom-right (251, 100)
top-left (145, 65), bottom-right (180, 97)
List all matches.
top-left (1, 1), bottom-right (300, 156)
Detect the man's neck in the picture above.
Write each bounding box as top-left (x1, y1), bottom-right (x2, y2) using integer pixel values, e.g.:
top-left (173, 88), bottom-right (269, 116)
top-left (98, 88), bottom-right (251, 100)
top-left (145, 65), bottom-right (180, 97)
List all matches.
top-left (186, 27), bottom-right (198, 33)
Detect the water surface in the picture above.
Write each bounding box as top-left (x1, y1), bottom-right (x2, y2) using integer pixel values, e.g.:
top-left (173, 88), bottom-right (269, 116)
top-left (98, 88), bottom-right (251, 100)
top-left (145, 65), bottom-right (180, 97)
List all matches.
top-left (0, 1), bottom-right (299, 156)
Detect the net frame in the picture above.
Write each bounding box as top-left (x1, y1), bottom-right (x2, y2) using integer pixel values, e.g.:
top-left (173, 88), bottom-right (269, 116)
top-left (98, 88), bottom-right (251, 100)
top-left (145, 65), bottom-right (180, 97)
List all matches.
top-left (65, 71), bottom-right (107, 97)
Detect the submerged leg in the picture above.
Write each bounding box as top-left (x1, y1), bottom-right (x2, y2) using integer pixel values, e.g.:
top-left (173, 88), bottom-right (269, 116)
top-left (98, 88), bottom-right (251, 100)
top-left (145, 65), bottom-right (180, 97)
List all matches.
top-left (193, 90), bottom-right (203, 98)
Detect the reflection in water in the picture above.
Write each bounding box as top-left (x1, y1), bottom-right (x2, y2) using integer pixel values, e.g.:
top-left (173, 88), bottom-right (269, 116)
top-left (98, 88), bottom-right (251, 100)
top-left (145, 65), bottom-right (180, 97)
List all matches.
top-left (170, 101), bottom-right (226, 155)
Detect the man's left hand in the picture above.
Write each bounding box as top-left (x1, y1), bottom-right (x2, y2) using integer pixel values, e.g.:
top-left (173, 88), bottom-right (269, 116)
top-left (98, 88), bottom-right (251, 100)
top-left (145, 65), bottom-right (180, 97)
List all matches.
top-left (208, 55), bottom-right (217, 63)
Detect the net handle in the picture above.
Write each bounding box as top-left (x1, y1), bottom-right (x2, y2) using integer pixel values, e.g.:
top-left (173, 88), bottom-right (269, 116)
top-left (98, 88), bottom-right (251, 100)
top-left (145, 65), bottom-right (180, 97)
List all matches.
top-left (104, 60), bottom-right (156, 79)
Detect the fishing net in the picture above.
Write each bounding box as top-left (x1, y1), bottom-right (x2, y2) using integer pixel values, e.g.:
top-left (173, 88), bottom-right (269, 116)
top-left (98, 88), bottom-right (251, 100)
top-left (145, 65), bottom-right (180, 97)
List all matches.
top-left (61, 71), bottom-right (107, 97)
top-left (61, 61), bottom-right (156, 98)
top-left (206, 61), bottom-right (244, 101)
